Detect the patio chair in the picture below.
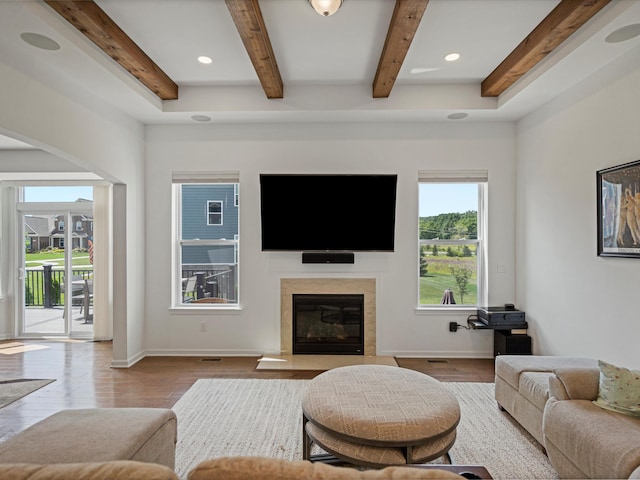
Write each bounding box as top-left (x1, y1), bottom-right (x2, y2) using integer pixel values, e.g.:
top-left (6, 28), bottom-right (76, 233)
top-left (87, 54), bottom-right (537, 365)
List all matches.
top-left (182, 276), bottom-right (197, 303)
top-left (82, 279), bottom-right (93, 323)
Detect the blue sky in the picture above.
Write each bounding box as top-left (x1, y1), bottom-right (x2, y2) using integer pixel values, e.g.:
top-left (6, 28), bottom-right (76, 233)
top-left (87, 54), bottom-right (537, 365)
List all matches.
top-left (419, 183), bottom-right (477, 217)
top-left (24, 186), bottom-right (93, 202)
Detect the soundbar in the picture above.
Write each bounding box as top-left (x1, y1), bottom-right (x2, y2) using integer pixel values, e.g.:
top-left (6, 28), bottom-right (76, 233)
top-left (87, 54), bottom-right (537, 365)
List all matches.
top-left (302, 252), bottom-right (355, 264)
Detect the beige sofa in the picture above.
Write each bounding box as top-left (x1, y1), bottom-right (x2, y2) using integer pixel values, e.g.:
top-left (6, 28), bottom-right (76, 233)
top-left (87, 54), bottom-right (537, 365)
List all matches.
top-left (543, 367), bottom-right (640, 479)
top-left (494, 355), bottom-right (597, 445)
top-left (0, 457), bottom-right (470, 479)
top-left (0, 408), bottom-right (468, 479)
top-left (496, 356), bottom-right (640, 479)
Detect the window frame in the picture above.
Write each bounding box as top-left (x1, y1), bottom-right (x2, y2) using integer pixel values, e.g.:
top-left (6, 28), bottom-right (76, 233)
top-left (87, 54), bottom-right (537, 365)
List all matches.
top-left (171, 173), bottom-right (240, 310)
top-left (207, 200), bottom-right (223, 226)
top-left (417, 171), bottom-right (488, 310)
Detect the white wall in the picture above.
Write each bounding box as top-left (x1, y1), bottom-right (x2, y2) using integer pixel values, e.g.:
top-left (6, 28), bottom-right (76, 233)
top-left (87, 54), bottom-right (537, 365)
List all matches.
top-left (516, 47), bottom-right (640, 368)
top-left (145, 122), bottom-right (517, 358)
top-left (0, 62), bottom-right (146, 366)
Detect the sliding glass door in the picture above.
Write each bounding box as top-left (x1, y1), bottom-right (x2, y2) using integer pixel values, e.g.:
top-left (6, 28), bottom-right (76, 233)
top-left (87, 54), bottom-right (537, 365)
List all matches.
top-left (17, 197), bottom-right (94, 338)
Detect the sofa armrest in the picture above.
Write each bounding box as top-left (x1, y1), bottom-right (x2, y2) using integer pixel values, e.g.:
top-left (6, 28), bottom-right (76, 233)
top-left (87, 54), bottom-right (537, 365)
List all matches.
top-left (548, 367), bottom-right (600, 401)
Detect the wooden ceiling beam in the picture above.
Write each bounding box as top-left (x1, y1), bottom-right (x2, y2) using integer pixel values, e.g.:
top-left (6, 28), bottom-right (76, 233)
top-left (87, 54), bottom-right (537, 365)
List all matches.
top-left (481, 0), bottom-right (611, 97)
top-left (45, 0), bottom-right (178, 100)
top-left (373, 0), bottom-right (430, 99)
top-left (225, 0), bottom-right (283, 99)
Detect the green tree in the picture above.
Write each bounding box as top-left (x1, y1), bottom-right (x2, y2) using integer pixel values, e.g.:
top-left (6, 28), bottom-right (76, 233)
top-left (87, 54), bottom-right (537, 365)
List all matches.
top-left (446, 247), bottom-right (454, 257)
top-left (419, 248), bottom-right (428, 277)
top-left (462, 245), bottom-right (472, 257)
top-left (431, 244), bottom-right (439, 256)
top-left (450, 265), bottom-right (472, 304)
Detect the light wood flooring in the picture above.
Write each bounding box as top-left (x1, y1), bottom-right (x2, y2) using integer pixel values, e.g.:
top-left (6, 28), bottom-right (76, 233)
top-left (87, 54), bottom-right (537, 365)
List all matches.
top-left (0, 339), bottom-right (495, 442)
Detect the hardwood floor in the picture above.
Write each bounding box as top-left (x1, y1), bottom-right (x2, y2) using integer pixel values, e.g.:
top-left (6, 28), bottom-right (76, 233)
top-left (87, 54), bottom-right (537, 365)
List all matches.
top-left (0, 339), bottom-right (495, 442)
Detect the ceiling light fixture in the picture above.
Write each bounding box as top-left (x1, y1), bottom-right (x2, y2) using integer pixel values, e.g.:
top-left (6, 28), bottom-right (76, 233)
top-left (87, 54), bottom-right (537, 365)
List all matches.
top-left (447, 112), bottom-right (468, 120)
top-left (309, 0), bottom-right (343, 17)
top-left (444, 53), bottom-right (460, 62)
top-left (198, 56), bottom-right (212, 64)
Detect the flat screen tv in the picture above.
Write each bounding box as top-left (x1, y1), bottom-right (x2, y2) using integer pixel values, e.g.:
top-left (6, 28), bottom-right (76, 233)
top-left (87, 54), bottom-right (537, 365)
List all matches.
top-left (260, 174), bottom-right (397, 252)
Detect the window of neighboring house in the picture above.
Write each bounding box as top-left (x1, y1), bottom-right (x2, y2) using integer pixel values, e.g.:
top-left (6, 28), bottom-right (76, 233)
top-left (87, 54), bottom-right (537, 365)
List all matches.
top-left (173, 174), bottom-right (240, 307)
top-left (418, 171), bottom-right (487, 307)
top-left (76, 220), bottom-right (83, 231)
top-left (207, 201), bottom-right (223, 226)
top-left (58, 220), bottom-right (64, 231)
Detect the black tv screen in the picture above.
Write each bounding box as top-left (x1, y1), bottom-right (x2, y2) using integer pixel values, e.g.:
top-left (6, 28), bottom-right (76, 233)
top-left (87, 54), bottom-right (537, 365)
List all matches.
top-left (260, 174), bottom-right (397, 252)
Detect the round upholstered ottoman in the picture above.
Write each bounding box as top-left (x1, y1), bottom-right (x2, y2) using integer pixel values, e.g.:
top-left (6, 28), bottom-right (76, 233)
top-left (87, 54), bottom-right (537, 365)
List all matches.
top-left (302, 364), bottom-right (460, 468)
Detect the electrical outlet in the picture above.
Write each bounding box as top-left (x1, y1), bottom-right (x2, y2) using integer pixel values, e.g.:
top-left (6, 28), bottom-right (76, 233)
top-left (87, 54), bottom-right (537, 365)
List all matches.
top-left (449, 322), bottom-right (458, 332)
top-left (200, 321), bottom-right (207, 332)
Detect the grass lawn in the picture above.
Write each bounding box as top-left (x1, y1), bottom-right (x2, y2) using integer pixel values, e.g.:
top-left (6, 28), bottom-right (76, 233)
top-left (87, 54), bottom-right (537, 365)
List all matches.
top-left (419, 273), bottom-right (478, 305)
top-left (26, 251), bottom-right (91, 267)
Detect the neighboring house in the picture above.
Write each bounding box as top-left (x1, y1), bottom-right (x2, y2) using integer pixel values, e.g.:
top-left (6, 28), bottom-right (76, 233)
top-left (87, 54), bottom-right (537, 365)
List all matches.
top-left (24, 216), bottom-right (53, 252)
top-left (25, 199), bottom-right (94, 251)
top-left (181, 184), bottom-right (238, 265)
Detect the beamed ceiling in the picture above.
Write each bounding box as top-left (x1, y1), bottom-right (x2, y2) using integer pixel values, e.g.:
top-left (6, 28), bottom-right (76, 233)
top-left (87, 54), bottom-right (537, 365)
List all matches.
top-left (1, 0), bottom-right (640, 127)
top-left (43, 0), bottom-right (611, 100)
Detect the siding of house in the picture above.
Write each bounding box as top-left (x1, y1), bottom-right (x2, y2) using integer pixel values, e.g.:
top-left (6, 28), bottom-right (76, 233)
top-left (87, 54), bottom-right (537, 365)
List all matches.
top-left (181, 184), bottom-right (238, 264)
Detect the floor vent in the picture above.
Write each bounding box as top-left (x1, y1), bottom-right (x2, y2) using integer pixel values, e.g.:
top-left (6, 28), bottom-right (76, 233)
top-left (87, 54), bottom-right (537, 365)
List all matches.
top-left (200, 357), bottom-right (222, 362)
top-left (425, 359), bottom-right (449, 364)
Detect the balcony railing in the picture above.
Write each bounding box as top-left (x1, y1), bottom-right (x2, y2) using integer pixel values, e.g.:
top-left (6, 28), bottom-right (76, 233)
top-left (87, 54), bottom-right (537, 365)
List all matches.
top-left (25, 265), bottom-right (93, 307)
top-left (182, 264), bottom-right (237, 302)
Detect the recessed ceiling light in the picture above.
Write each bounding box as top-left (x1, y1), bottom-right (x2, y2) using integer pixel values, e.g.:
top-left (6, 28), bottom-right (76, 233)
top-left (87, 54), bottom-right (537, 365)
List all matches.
top-left (20, 32), bottom-right (60, 51)
top-left (447, 112), bottom-right (468, 120)
top-left (191, 115), bottom-right (211, 122)
top-left (605, 24), bottom-right (640, 43)
top-left (444, 53), bottom-right (460, 62)
top-left (198, 56), bottom-right (212, 64)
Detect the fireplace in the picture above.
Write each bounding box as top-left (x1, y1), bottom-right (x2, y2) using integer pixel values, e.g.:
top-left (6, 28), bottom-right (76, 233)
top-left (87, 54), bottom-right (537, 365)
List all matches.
top-left (293, 294), bottom-right (364, 355)
top-left (280, 278), bottom-right (376, 355)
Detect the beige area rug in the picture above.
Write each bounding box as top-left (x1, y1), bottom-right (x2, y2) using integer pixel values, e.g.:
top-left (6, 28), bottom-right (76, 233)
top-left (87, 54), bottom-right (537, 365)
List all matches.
top-left (0, 379), bottom-right (55, 409)
top-left (172, 379), bottom-right (558, 480)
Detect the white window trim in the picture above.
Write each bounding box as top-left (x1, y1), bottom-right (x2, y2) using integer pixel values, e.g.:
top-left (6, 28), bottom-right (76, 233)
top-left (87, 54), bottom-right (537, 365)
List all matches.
top-left (171, 174), bottom-right (240, 310)
top-left (417, 171), bottom-right (488, 310)
top-left (207, 200), bottom-right (223, 226)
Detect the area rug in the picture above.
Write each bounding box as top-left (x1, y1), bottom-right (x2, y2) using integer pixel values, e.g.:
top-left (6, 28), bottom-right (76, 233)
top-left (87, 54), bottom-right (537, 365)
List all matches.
top-left (172, 379), bottom-right (558, 479)
top-left (0, 378), bottom-right (55, 409)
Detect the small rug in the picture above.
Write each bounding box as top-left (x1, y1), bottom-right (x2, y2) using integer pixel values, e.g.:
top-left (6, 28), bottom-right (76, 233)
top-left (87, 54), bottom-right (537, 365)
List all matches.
top-left (172, 379), bottom-right (558, 480)
top-left (0, 379), bottom-right (55, 409)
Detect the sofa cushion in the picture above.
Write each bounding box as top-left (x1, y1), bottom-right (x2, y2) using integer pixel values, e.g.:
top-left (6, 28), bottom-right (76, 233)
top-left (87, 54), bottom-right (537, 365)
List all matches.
top-left (543, 398), bottom-right (640, 479)
top-left (594, 360), bottom-right (640, 418)
top-left (495, 355), bottom-right (596, 389)
top-left (0, 461), bottom-right (178, 480)
top-left (518, 372), bottom-right (552, 411)
top-left (187, 457), bottom-right (465, 480)
top-left (0, 408), bottom-right (177, 468)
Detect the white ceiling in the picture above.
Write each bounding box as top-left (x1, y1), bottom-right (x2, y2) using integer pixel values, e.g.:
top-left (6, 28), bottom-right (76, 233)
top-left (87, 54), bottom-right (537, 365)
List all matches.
top-left (1, 0), bottom-right (640, 149)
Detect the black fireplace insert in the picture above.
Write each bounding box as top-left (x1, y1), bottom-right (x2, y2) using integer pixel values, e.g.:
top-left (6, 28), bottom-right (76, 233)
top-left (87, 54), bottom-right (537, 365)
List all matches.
top-left (292, 294), bottom-right (364, 355)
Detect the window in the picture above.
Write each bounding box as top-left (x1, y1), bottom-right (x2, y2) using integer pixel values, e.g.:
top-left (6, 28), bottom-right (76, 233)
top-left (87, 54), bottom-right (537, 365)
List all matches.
top-left (418, 171), bottom-right (487, 307)
top-left (58, 220), bottom-right (64, 231)
top-left (173, 174), bottom-right (239, 306)
top-left (76, 220), bottom-right (83, 231)
top-left (207, 201), bottom-right (223, 225)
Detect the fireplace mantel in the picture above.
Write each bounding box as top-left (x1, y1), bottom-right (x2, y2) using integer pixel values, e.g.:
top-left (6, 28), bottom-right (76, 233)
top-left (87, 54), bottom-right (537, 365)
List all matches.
top-left (280, 278), bottom-right (376, 355)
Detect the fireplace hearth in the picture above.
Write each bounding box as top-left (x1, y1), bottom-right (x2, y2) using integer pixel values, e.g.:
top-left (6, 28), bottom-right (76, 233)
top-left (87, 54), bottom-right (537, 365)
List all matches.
top-left (293, 294), bottom-right (364, 355)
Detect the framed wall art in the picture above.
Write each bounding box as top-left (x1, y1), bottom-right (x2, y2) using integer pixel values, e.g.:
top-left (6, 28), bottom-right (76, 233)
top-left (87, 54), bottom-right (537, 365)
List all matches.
top-left (597, 159), bottom-right (640, 258)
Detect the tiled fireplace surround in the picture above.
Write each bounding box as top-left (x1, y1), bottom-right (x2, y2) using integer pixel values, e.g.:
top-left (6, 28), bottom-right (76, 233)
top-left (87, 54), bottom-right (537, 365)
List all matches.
top-left (280, 278), bottom-right (376, 356)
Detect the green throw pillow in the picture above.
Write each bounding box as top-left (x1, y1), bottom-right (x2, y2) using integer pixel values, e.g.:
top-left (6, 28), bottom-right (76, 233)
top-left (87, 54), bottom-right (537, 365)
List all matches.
top-left (593, 360), bottom-right (640, 418)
